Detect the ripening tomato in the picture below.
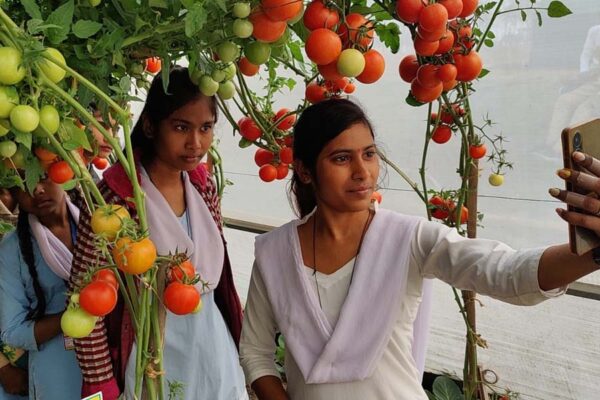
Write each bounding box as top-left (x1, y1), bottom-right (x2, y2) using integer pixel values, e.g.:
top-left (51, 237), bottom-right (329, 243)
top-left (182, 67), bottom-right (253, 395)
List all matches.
top-left (168, 260), bottom-right (196, 283)
top-left (34, 146), bottom-right (58, 162)
top-left (48, 161), bottom-right (74, 184)
top-left (238, 117), bottom-right (262, 141)
top-left (431, 124), bottom-right (452, 144)
top-left (61, 306), bottom-right (98, 338)
top-left (442, 79), bottom-right (458, 91)
top-left (439, 0), bottom-right (464, 19)
top-left (92, 269), bottom-right (119, 291)
top-left (254, 148), bottom-right (274, 167)
top-left (0, 47), bottom-right (26, 85)
top-left (344, 82), bottom-right (356, 94)
top-left (304, 0), bottom-right (340, 30)
top-left (416, 64), bottom-right (441, 88)
top-left (356, 49), bottom-right (385, 84)
top-left (371, 191), bottom-right (382, 204)
top-left (239, 57), bottom-right (260, 76)
top-left (244, 41), bottom-right (272, 65)
top-left (275, 163), bottom-right (289, 180)
top-left (411, 79), bottom-right (443, 103)
top-left (262, 0), bottom-right (303, 21)
top-left (454, 51), bottom-right (483, 82)
top-left (279, 146), bottom-right (294, 164)
top-left (337, 13), bottom-right (374, 48)
top-left (79, 281), bottom-right (118, 317)
top-left (318, 61), bottom-right (343, 81)
top-left (399, 54), bottom-right (419, 83)
top-left (488, 173), bottom-right (504, 186)
top-left (113, 237), bottom-right (157, 275)
top-left (306, 28), bottom-right (342, 65)
top-left (250, 9), bottom-right (287, 43)
top-left (458, 206), bottom-right (469, 224)
top-left (145, 57), bottom-right (161, 74)
top-left (164, 282), bottom-right (201, 315)
top-left (259, 164), bottom-right (278, 182)
top-left (274, 108), bottom-right (296, 131)
top-left (328, 77), bottom-right (349, 92)
top-left (429, 195), bottom-right (450, 219)
top-left (437, 63), bottom-right (457, 82)
top-left (305, 83), bottom-right (327, 104)
top-left (469, 144), bottom-right (487, 159)
top-left (395, 0), bottom-right (425, 23)
top-left (92, 157), bottom-right (109, 170)
top-left (91, 204), bottom-right (130, 240)
top-left (459, 0), bottom-right (479, 18)
top-left (337, 49), bottom-right (366, 78)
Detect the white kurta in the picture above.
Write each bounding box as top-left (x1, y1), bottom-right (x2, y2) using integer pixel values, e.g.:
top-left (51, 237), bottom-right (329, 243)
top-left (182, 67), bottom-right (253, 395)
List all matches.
top-left (239, 216), bottom-right (565, 400)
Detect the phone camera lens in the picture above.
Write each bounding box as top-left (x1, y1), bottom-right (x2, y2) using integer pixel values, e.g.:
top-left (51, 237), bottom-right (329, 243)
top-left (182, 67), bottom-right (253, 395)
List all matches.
top-left (573, 132), bottom-right (582, 150)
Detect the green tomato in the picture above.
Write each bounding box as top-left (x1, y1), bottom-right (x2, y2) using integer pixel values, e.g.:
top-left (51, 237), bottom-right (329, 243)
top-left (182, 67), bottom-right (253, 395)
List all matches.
top-left (488, 173), bottom-right (505, 187)
top-left (232, 19), bottom-right (253, 39)
top-left (211, 68), bottom-right (226, 83)
top-left (244, 42), bottom-right (271, 65)
top-left (10, 105), bottom-right (39, 133)
top-left (198, 75), bottom-right (219, 97)
top-left (0, 47), bottom-right (26, 85)
top-left (39, 105), bottom-right (60, 134)
top-left (189, 68), bottom-right (203, 85)
top-left (6, 146), bottom-right (26, 169)
top-left (218, 80), bottom-right (236, 100)
top-left (60, 306), bottom-right (98, 339)
top-left (0, 120), bottom-right (9, 137)
top-left (337, 49), bottom-right (366, 78)
top-left (88, 0), bottom-right (102, 6)
top-left (232, 2), bottom-right (251, 18)
top-left (0, 86), bottom-right (19, 119)
top-left (216, 41), bottom-right (240, 64)
top-left (39, 48), bottom-right (67, 83)
top-left (223, 63), bottom-right (237, 81)
top-left (0, 140), bottom-right (17, 158)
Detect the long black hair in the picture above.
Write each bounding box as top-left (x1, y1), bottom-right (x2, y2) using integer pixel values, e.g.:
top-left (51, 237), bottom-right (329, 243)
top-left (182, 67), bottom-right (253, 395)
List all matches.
top-left (130, 66), bottom-right (218, 161)
top-left (290, 99), bottom-right (376, 218)
top-left (16, 211), bottom-right (46, 320)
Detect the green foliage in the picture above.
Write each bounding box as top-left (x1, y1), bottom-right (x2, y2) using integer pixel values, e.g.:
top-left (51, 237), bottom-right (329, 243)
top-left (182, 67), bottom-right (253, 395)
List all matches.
top-left (426, 376), bottom-right (464, 400)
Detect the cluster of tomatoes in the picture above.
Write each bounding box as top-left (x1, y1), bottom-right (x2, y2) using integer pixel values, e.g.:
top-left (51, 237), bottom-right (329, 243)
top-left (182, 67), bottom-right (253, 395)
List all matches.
top-left (239, 107), bottom-right (296, 183)
top-left (303, 1), bottom-right (385, 103)
top-left (164, 258), bottom-right (202, 316)
top-left (397, 0), bottom-right (482, 103)
top-left (428, 194), bottom-right (468, 224)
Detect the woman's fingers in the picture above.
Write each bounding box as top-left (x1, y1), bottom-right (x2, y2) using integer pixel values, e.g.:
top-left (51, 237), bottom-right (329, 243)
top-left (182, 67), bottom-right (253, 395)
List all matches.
top-left (572, 151), bottom-right (600, 176)
top-left (557, 168), bottom-right (600, 193)
top-left (555, 207), bottom-right (600, 234)
top-left (549, 188), bottom-right (600, 215)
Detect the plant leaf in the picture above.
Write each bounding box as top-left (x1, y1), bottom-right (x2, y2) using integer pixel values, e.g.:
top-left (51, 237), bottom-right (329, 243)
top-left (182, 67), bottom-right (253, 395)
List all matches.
top-left (25, 156), bottom-right (44, 194)
top-left (547, 1), bottom-right (572, 18)
top-left (375, 23), bottom-right (401, 54)
top-left (185, 2), bottom-right (208, 38)
top-left (72, 20), bottom-right (103, 39)
top-left (20, 0), bottom-right (42, 20)
top-left (45, 0), bottom-right (75, 45)
top-left (479, 68), bottom-right (490, 78)
top-left (432, 376), bottom-right (463, 400)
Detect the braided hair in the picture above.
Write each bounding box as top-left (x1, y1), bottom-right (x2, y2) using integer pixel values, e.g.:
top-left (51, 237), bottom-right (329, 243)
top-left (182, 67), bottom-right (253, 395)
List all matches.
top-left (16, 211), bottom-right (46, 320)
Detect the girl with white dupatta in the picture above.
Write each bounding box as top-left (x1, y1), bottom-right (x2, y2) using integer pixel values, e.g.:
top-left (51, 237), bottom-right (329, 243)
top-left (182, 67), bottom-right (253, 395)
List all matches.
top-left (239, 99), bottom-right (600, 400)
top-left (68, 67), bottom-right (247, 400)
top-left (0, 179), bottom-right (83, 399)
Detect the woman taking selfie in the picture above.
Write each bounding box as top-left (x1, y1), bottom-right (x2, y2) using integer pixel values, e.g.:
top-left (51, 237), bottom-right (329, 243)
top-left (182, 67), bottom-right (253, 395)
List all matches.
top-left (69, 66), bottom-right (246, 400)
top-left (239, 99), bottom-right (600, 400)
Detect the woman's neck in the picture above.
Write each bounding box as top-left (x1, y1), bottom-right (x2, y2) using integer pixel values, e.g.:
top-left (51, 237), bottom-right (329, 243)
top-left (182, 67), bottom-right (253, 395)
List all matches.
top-left (313, 205), bottom-right (371, 241)
top-left (143, 159), bottom-right (184, 190)
top-left (38, 201), bottom-right (70, 232)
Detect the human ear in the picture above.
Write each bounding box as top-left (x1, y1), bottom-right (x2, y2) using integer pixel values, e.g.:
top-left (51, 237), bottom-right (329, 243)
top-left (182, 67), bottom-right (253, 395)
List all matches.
top-left (294, 160), bottom-right (312, 184)
top-left (142, 114), bottom-right (153, 138)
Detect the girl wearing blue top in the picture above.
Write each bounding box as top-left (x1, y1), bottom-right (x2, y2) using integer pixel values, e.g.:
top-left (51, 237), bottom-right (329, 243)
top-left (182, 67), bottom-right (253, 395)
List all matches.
top-left (0, 179), bottom-right (82, 400)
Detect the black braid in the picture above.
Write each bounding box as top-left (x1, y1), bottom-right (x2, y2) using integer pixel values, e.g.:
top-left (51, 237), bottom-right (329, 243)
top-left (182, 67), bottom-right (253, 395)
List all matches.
top-left (16, 211), bottom-right (46, 320)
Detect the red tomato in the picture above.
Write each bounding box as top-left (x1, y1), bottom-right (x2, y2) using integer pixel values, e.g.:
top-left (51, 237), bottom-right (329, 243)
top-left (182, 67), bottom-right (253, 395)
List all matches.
top-left (250, 9), bottom-right (287, 43)
top-left (304, 0), bottom-right (340, 30)
top-left (279, 147), bottom-right (293, 164)
top-left (411, 79), bottom-right (443, 103)
top-left (417, 27), bottom-right (445, 42)
top-left (395, 0), bottom-right (425, 23)
top-left (419, 4), bottom-right (448, 33)
top-left (344, 82), bottom-right (356, 94)
top-left (262, 0), bottom-right (303, 22)
top-left (429, 195), bottom-right (450, 219)
top-left (431, 124), bottom-right (452, 144)
top-left (273, 108), bottom-right (296, 130)
top-left (48, 161), bottom-right (74, 184)
top-left (168, 260), bottom-right (196, 283)
top-left (414, 36), bottom-right (439, 56)
top-left (79, 281), bottom-right (118, 317)
top-left (337, 13), bottom-right (374, 48)
top-left (92, 157), bottom-right (109, 170)
top-left (145, 57), bottom-right (161, 74)
top-left (254, 148), bottom-right (275, 167)
top-left (435, 30), bottom-right (455, 54)
top-left (34, 147), bottom-right (58, 162)
top-left (92, 269), bottom-right (119, 291)
top-left (276, 163), bottom-right (289, 180)
top-left (259, 164), bottom-right (278, 182)
top-left (459, 0), bottom-right (479, 18)
top-left (416, 64), bottom-right (441, 88)
top-left (399, 54), bottom-right (419, 83)
top-left (306, 28), bottom-right (342, 65)
top-left (238, 117), bottom-right (262, 141)
top-left (439, 0), bottom-right (464, 19)
top-left (437, 63), bottom-right (457, 82)
top-left (239, 57), bottom-right (260, 76)
top-left (318, 61), bottom-right (343, 81)
top-left (469, 144), bottom-right (487, 159)
top-left (356, 49), bottom-right (385, 84)
top-left (164, 282), bottom-right (200, 315)
top-left (305, 83), bottom-right (327, 104)
top-left (454, 51), bottom-right (483, 82)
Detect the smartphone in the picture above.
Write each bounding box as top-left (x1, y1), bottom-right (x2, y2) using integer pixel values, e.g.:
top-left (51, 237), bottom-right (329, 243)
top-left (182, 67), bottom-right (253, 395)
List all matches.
top-left (561, 118), bottom-right (600, 255)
